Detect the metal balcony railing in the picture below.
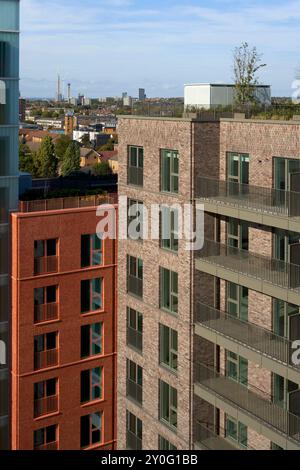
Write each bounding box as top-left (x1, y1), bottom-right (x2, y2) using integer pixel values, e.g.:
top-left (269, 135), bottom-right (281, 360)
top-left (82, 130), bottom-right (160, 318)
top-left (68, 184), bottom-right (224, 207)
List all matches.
top-left (34, 441), bottom-right (58, 451)
top-left (127, 326), bottom-right (143, 352)
top-left (34, 303), bottom-right (59, 324)
top-left (196, 302), bottom-right (298, 370)
top-left (34, 256), bottom-right (58, 275)
top-left (196, 239), bottom-right (300, 291)
top-left (34, 395), bottom-right (58, 418)
top-left (195, 422), bottom-right (241, 450)
top-left (127, 275), bottom-right (143, 298)
top-left (19, 194), bottom-right (117, 213)
top-left (196, 177), bottom-right (300, 218)
top-left (194, 362), bottom-right (300, 444)
top-left (128, 166), bottom-right (143, 187)
top-left (126, 379), bottom-right (143, 405)
top-left (126, 430), bottom-right (142, 450)
top-left (34, 349), bottom-right (58, 371)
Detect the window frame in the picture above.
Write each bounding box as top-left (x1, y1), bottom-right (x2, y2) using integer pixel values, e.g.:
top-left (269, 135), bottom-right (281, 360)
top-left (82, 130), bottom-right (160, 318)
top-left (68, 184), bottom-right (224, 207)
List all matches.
top-left (159, 324), bottom-right (178, 373)
top-left (160, 267), bottom-right (178, 315)
top-left (160, 149), bottom-right (179, 194)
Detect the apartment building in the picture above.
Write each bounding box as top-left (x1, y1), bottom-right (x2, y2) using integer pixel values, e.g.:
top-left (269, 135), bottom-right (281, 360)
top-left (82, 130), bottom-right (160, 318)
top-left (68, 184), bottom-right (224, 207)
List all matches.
top-left (10, 192), bottom-right (117, 450)
top-left (117, 114), bottom-right (300, 451)
top-left (0, 0), bottom-right (20, 450)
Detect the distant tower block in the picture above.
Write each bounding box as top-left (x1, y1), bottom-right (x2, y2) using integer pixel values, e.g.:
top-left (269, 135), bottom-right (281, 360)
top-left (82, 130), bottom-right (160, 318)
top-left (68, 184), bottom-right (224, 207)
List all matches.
top-left (67, 83), bottom-right (71, 103)
top-left (56, 74), bottom-right (63, 102)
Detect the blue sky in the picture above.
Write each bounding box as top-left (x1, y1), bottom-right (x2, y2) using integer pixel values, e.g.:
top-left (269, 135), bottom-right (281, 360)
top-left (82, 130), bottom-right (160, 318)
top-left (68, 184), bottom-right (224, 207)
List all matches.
top-left (20, 0), bottom-right (300, 98)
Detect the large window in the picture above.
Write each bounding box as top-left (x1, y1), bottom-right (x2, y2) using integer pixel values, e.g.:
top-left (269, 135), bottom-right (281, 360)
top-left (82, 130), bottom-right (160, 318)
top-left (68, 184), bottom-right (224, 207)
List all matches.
top-left (34, 378), bottom-right (58, 418)
top-left (81, 367), bottom-right (103, 404)
top-left (273, 373), bottom-right (298, 409)
top-left (159, 324), bottom-right (178, 372)
top-left (227, 152), bottom-right (249, 185)
top-left (161, 150), bottom-right (179, 194)
top-left (81, 278), bottom-right (103, 314)
top-left (160, 206), bottom-right (179, 252)
top-left (225, 415), bottom-right (248, 448)
top-left (126, 359), bottom-right (143, 405)
top-left (159, 380), bottom-right (177, 430)
top-left (126, 411), bottom-right (142, 450)
top-left (127, 199), bottom-right (144, 241)
top-left (160, 268), bottom-right (178, 315)
top-left (34, 239), bottom-right (58, 275)
top-left (34, 425), bottom-right (58, 450)
top-left (158, 435), bottom-right (177, 450)
top-left (127, 307), bottom-right (143, 353)
top-left (34, 285), bottom-right (58, 323)
top-left (274, 157), bottom-right (300, 192)
top-left (226, 351), bottom-right (248, 386)
top-left (227, 218), bottom-right (248, 251)
top-left (226, 282), bottom-right (248, 322)
top-left (273, 299), bottom-right (299, 339)
top-left (81, 322), bottom-right (103, 358)
top-left (127, 255), bottom-right (143, 298)
top-left (81, 234), bottom-right (103, 268)
top-left (273, 229), bottom-right (299, 263)
top-left (80, 412), bottom-right (103, 448)
top-left (34, 332), bottom-right (58, 370)
top-left (128, 146), bottom-right (143, 186)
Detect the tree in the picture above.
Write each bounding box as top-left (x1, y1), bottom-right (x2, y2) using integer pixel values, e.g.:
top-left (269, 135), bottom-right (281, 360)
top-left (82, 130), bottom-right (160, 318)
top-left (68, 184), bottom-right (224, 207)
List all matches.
top-left (98, 137), bottom-right (116, 151)
top-left (55, 134), bottom-right (71, 161)
top-left (36, 136), bottom-right (58, 177)
top-left (233, 42), bottom-right (266, 105)
top-left (80, 134), bottom-right (91, 148)
top-left (19, 143), bottom-right (35, 174)
top-left (60, 141), bottom-right (81, 176)
top-left (93, 161), bottom-right (113, 176)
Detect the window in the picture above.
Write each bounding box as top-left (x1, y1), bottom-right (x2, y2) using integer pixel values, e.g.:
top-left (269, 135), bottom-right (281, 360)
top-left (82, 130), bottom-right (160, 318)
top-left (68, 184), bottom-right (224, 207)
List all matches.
top-left (0, 80), bottom-right (5, 106)
top-left (34, 239), bottom-right (57, 274)
top-left (273, 229), bottom-right (299, 263)
top-left (80, 412), bottom-right (103, 448)
top-left (126, 359), bottom-right (143, 405)
top-left (127, 307), bottom-right (143, 352)
top-left (34, 378), bottom-right (58, 418)
top-left (81, 322), bottom-right (103, 358)
top-left (226, 351), bottom-right (248, 386)
top-left (81, 234), bottom-right (103, 268)
top-left (34, 332), bottom-right (58, 370)
top-left (225, 415), bottom-right (248, 448)
top-left (34, 285), bottom-right (58, 323)
top-left (227, 219), bottom-right (248, 251)
top-left (81, 367), bottom-right (103, 404)
top-left (273, 374), bottom-right (298, 409)
top-left (274, 157), bottom-right (300, 192)
top-left (159, 380), bottom-right (177, 430)
top-left (160, 206), bottom-right (179, 252)
top-left (158, 435), bottom-right (177, 450)
top-left (81, 278), bottom-right (103, 313)
top-left (226, 282), bottom-right (248, 322)
top-left (161, 149), bottom-right (179, 194)
top-left (34, 425), bottom-right (58, 450)
top-left (0, 42), bottom-right (7, 77)
top-left (126, 411), bottom-right (142, 450)
top-left (159, 324), bottom-right (178, 372)
top-left (160, 268), bottom-right (178, 315)
top-left (127, 255), bottom-right (143, 298)
top-left (128, 146), bottom-right (143, 186)
top-left (127, 199), bottom-right (144, 241)
top-left (273, 299), bottom-right (299, 339)
top-left (227, 152), bottom-right (249, 185)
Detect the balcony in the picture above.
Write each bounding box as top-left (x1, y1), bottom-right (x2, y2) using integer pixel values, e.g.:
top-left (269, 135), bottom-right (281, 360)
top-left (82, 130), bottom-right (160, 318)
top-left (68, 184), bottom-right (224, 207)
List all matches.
top-left (34, 303), bottom-right (58, 324)
top-left (34, 395), bottom-right (58, 418)
top-left (127, 326), bottom-right (143, 353)
top-left (194, 422), bottom-right (240, 450)
top-left (127, 379), bottom-right (143, 405)
top-left (128, 167), bottom-right (143, 187)
top-left (127, 275), bottom-right (143, 298)
top-left (34, 441), bottom-right (58, 451)
top-left (126, 430), bottom-right (142, 450)
top-left (195, 303), bottom-right (300, 382)
top-left (19, 193), bottom-right (117, 213)
top-left (196, 177), bottom-right (300, 230)
top-left (194, 362), bottom-right (300, 448)
top-left (34, 349), bottom-right (58, 371)
top-left (196, 240), bottom-right (300, 304)
top-left (34, 256), bottom-right (58, 275)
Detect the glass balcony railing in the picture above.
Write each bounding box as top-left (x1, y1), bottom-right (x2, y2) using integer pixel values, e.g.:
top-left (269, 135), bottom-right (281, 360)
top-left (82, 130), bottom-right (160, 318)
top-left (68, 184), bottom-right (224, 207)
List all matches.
top-left (34, 303), bottom-right (59, 324)
top-left (127, 326), bottom-right (143, 352)
top-left (127, 275), bottom-right (143, 298)
top-left (196, 177), bottom-right (300, 218)
top-left (195, 422), bottom-right (241, 450)
top-left (194, 362), bottom-right (300, 445)
top-left (126, 430), bottom-right (142, 450)
top-left (196, 302), bottom-right (298, 370)
top-left (126, 379), bottom-right (143, 405)
top-left (196, 239), bottom-right (300, 292)
top-left (128, 166), bottom-right (143, 187)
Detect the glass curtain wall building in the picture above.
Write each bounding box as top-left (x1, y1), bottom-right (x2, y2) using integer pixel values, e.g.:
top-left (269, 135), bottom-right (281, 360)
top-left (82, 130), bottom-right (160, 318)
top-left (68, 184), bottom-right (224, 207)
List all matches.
top-left (0, 0), bottom-right (20, 450)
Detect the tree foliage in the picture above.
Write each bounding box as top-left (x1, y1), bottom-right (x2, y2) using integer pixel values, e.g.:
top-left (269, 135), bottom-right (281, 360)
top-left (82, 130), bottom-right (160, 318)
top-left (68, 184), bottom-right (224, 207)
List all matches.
top-left (19, 143), bottom-right (36, 174)
top-left (55, 134), bottom-right (71, 161)
top-left (233, 42), bottom-right (267, 105)
top-left (60, 141), bottom-right (81, 176)
top-left (93, 161), bottom-right (113, 176)
top-left (36, 136), bottom-right (58, 177)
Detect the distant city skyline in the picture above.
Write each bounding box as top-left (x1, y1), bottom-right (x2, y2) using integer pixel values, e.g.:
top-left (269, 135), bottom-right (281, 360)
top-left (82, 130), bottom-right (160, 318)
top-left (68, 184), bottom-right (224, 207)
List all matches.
top-left (20, 0), bottom-right (300, 98)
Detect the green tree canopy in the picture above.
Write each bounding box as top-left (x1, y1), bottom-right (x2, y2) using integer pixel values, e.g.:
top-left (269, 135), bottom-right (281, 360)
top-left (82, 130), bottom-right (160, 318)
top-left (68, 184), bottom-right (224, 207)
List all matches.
top-left (36, 136), bottom-right (58, 177)
top-left (55, 134), bottom-right (71, 161)
top-left (60, 141), bottom-right (81, 176)
top-left (93, 161), bottom-right (113, 176)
